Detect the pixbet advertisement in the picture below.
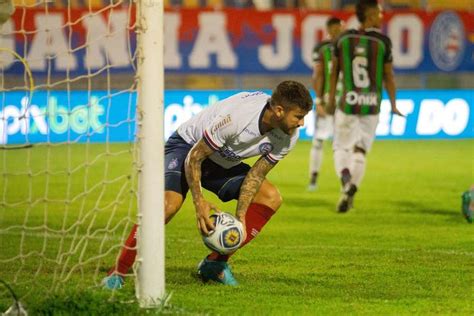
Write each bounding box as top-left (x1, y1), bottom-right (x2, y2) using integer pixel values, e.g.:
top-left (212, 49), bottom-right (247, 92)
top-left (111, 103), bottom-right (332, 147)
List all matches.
top-left (1, 90), bottom-right (472, 145)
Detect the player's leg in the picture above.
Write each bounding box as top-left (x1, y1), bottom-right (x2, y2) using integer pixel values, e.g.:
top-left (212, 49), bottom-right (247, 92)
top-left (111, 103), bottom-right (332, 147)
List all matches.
top-left (350, 147), bottom-right (366, 188)
top-left (349, 114), bottom-right (379, 190)
top-left (337, 114), bottom-right (379, 213)
top-left (333, 110), bottom-right (356, 190)
top-left (103, 132), bottom-right (190, 289)
top-left (241, 179), bottom-right (282, 246)
top-left (308, 115), bottom-right (325, 191)
top-left (103, 191), bottom-right (184, 289)
top-left (198, 161), bottom-right (281, 285)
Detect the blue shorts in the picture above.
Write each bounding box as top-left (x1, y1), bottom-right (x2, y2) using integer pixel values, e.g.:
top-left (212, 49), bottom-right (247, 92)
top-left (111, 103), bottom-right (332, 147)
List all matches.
top-left (165, 132), bottom-right (251, 202)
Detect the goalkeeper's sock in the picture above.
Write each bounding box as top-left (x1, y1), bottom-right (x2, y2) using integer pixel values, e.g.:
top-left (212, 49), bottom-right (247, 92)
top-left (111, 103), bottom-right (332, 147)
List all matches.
top-left (207, 203), bottom-right (275, 262)
top-left (109, 224), bottom-right (137, 276)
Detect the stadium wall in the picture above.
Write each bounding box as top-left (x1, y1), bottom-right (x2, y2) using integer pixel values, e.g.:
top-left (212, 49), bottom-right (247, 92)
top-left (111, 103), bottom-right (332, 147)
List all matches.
top-left (1, 90), bottom-right (473, 145)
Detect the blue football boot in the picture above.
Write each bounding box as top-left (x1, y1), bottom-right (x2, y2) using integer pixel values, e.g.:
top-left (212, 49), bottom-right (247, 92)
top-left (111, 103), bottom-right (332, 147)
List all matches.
top-left (102, 274), bottom-right (124, 290)
top-left (197, 258), bottom-right (238, 286)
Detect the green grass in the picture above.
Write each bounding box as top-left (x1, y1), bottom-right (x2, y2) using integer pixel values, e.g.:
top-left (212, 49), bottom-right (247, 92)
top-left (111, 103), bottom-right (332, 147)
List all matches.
top-left (0, 140), bottom-right (473, 315)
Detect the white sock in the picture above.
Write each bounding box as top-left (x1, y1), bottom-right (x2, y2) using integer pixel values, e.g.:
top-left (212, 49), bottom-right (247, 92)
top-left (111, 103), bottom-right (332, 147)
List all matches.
top-left (350, 151), bottom-right (366, 187)
top-left (334, 148), bottom-right (351, 177)
top-left (309, 139), bottom-right (323, 176)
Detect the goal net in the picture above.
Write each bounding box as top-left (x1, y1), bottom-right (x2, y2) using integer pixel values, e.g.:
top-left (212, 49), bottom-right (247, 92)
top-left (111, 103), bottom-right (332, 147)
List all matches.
top-left (0, 0), bottom-right (164, 310)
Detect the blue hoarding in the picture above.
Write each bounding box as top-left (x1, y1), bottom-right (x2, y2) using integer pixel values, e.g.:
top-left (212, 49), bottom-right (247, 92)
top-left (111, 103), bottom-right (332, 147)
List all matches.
top-left (1, 90), bottom-right (473, 145)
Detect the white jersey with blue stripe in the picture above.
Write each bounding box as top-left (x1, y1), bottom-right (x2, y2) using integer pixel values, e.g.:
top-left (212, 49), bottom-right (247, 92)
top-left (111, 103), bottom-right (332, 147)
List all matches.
top-left (176, 91), bottom-right (299, 169)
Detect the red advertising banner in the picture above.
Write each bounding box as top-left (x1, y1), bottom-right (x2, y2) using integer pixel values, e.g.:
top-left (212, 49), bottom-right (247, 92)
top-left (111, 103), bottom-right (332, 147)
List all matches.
top-left (2, 8), bottom-right (473, 74)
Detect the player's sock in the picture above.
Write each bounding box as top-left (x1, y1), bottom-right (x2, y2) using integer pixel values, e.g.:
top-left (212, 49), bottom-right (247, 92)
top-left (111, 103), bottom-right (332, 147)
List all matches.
top-left (309, 172), bottom-right (319, 186)
top-left (340, 168), bottom-right (351, 187)
top-left (207, 203), bottom-right (276, 262)
top-left (108, 224), bottom-right (137, 276)
top-left (350, 151), bottom-right (366, 187)
top-left (334, 148), bottom-right (350, 178)
top-left (309, 139), bottom-right (323, 184)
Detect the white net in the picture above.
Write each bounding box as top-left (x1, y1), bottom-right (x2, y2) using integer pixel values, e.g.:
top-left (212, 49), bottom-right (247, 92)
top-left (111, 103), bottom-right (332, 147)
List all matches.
top-left (0, 0), bottom-right (140, 307)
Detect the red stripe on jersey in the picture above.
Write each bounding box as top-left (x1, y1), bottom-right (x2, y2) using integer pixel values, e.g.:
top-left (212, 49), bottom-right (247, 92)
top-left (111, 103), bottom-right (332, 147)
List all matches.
top-left (203, 130), bottom-right (220, 151)
top-left (265, 154), bottom-right (278, 164)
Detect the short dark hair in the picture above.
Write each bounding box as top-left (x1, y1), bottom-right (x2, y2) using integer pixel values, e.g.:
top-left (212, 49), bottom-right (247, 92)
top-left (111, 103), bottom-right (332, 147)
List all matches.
top-left (356, 0), bottom-right (378, 23)
top-left (326, 17), bottom-right (341, 28)
top-left (270, 81), bottom-right (312, 112)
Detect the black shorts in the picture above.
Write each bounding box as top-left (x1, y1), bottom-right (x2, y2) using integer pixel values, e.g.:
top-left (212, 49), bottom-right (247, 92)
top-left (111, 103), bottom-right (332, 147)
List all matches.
top-left (165, 132), bottom-right (251, 202)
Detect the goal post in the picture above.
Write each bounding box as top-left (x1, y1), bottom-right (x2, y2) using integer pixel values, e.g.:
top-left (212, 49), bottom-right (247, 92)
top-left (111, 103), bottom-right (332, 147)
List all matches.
top-left (0, 0), bottom-right (165, 310)
top-left (136, 0), bottom-right (165, 307)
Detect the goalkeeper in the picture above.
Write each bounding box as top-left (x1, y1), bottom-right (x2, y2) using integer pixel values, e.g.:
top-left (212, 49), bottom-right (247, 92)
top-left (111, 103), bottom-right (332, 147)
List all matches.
top-left (103, 81), bottom-right (312, 288)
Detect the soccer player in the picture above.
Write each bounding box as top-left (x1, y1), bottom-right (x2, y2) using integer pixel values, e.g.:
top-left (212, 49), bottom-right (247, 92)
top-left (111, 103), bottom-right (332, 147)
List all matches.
top-left (327, 0), bottom-right (403, 212)
top-left (103, 81), bottom-right (312, 288)
top-left (307, 17), bottom-right (343, 191)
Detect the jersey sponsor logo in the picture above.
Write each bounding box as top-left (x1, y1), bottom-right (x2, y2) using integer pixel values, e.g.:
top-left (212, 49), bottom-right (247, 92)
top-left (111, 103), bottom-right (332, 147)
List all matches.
top-left (218, 145), bottom-right (241, 162)
top-left (345, 91), bottom-right (378, 106)
top-left (259, 142), bottom-right (274, 155)
top-left (429, 11), bottom-right (465, 71)
top-left (211, 114), bottom-right (232, 135)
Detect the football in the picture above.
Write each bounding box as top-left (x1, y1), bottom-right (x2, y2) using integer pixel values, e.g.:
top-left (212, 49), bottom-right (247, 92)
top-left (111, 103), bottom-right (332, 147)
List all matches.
top-left (202, 212), bottom-right (245, 255)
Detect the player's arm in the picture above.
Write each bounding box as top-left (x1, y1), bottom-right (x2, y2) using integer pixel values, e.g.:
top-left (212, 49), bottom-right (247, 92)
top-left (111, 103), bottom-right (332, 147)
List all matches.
top-left (327, 55), bottom-right (339, 115)
top-left (313, 61), bottom-right (327, 118)
top-left (235, 157), bottom-right (275, 226)
top-left (184, 139), bottom-right (219, 236)
top-left (383, 63), bottom-right (404, 116)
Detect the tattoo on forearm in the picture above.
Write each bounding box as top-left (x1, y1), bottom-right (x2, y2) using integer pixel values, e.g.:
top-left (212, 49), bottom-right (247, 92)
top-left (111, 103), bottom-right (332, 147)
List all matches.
top-left (236, 157), bottom-right (274, 219)
top-left (185, 140), bottom-right (214, 204)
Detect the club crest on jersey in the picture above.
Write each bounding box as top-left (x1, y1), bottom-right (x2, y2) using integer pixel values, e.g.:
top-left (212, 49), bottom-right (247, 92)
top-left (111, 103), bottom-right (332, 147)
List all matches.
top-left (259, 142), bottom-right (274, 155)
top-left (429, 11), bottom-right (465, 71)
top-left (168, 157), bottom-right (179, 170)
top-left (211, 114), bottom-right (232, 135)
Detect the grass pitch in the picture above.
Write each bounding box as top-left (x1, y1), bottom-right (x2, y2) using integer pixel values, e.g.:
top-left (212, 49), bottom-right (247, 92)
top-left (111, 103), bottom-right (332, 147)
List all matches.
top-left (0, 139), bottom-right (473, 315)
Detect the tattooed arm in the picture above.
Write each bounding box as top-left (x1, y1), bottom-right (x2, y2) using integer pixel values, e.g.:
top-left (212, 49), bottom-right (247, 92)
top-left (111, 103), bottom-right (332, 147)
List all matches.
top-left (236, 157), bottom-right (275, 226)
top-left (185, 138), bottom-right (219, 236)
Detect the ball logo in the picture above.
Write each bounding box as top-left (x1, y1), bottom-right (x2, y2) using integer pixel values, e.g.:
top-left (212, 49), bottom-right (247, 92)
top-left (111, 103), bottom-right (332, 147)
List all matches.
top-left (429, 11), bottom-right (465, 71)
top-left (259, 142), bottom-right (274, 155)
top-left (221, 228), bottom-right (241, 248)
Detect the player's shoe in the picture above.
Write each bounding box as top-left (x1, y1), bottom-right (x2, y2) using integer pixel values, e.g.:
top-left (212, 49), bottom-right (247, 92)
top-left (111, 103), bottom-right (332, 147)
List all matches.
top-left (197, 258), bottom-right (238, 286)
top-left (307, 183), bottom-right (318, 192)
top-left (462, 190), bottom-right (473, 223)
top-left (338, 184), bottom-right (357, 213)
top-left (102, 273), bottom-right (124, 290)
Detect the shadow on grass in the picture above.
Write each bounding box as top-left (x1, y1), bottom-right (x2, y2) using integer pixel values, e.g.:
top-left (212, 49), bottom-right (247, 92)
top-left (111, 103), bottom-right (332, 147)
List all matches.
top-left (394, 200), bottom-right (462, 222)
top-left (284, 196), bottom-right (335, 210)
